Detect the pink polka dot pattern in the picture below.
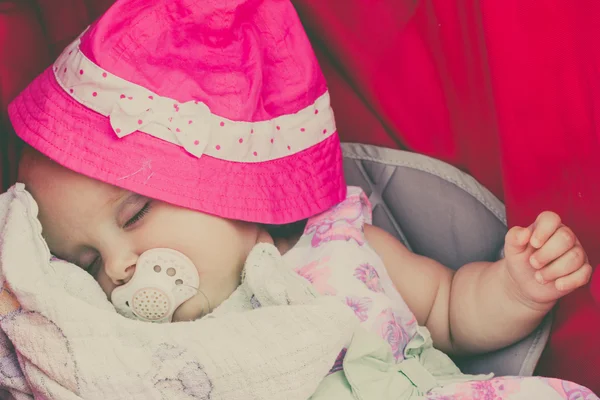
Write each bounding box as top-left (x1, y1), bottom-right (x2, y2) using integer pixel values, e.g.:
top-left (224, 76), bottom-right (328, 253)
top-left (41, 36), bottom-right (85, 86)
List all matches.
top-left (220, 121), bottom-right (225, 127)
top-left (239, 138), bottom-right (243, 143)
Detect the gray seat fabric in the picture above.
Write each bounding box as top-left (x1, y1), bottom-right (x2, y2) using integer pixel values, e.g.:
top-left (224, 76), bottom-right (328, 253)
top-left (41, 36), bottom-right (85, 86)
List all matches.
top-left (341, 142), bottom-right (552, 377)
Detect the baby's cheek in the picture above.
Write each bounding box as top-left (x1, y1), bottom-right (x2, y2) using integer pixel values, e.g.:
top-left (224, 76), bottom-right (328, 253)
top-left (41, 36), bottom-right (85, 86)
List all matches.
top-left (195, 266), bottom-right (243, 310)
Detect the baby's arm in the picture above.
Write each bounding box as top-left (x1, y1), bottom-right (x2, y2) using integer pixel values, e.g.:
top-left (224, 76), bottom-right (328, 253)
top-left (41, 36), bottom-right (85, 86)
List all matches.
top-left (365, 211), bottom-right (592, 355)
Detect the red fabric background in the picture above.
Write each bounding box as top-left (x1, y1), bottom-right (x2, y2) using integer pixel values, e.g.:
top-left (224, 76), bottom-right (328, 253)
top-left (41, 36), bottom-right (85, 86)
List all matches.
top-left (0, 0), bottom-right (599, 392)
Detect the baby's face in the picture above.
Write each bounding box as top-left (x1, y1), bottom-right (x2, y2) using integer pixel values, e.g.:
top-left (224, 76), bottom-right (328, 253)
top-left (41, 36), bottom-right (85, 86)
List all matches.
top-left (18, 149), bottom-right (261, 321)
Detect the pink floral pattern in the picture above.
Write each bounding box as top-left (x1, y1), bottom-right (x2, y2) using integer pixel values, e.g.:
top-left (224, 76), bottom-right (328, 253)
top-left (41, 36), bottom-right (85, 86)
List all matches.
top-left (427, 378), bottom-right (522, 399)
top-left (345, 296), bottom-right (373, 322)
top-left (304, 191), bottom-right (367, 248)
top-left (375, 308), bottom-right (409, 361)
top-left (353, 263), bottom-right (384, 293)
top-left (553, 379), bottom-right (599, 399)
top-left (328, 348), bottom-right (347, 375)
top-left (427, 377), bottom-right (598, 400)
top-left (294, 257), bottom-right (336, 296)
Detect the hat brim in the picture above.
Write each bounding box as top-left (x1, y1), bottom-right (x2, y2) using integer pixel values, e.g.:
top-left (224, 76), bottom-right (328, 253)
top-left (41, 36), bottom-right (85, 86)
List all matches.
top-left (9, 67), bottom-right (346, 224)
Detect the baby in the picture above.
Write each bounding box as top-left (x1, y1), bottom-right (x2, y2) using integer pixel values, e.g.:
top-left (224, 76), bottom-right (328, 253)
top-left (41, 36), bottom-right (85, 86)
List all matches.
top-left (18, 146), bottom-right (592, 345)
top-left (8, 0), bottom-right (597, 398)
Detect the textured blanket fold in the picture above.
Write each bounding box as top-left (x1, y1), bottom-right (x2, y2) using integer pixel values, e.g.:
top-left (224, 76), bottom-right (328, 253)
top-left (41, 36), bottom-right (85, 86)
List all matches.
top-left (0, 184), bottom-right (359, 400)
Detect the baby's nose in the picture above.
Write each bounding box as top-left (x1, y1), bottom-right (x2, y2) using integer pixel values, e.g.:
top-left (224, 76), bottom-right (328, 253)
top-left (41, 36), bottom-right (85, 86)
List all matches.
top-left (118, 264), bottom-right (136, 285)
top-left (106, 260), bottom-right (137, 286)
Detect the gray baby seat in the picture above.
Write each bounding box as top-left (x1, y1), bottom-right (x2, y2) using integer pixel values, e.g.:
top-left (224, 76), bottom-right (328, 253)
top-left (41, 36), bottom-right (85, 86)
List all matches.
top-left (341, 143), bottom-right (552, 377)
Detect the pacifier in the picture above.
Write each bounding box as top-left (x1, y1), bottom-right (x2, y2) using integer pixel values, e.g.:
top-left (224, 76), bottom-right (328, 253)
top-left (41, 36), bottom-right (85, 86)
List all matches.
top-left (111, 248), bottom-right (200, 323)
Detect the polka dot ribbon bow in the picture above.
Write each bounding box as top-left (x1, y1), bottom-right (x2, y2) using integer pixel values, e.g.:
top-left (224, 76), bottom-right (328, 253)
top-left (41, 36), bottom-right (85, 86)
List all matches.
top-left (109, 93), bottom-right (211, 158)
top-left (53, 31), bottom-right (337, 162)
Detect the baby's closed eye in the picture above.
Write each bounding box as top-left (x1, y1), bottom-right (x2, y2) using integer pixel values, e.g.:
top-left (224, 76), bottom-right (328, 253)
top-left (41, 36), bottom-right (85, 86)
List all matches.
top-left (123, 201), bottom-right (152, 229)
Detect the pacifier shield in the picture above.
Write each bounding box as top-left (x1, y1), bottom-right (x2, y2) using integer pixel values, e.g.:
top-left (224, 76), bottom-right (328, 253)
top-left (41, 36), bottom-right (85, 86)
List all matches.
top-left (111, 248), bottom-right (200, 323)
top-left (131, 288), bottom-right (171, 321)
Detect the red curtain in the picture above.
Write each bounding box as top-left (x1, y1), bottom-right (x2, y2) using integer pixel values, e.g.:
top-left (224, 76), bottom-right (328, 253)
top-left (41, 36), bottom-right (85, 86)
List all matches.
top-left (291, 1), bottom-right (600, 389)
top-left (481, 1), bottom-right (600, 383)
top-left (1, 0), bottom-right (599, 391)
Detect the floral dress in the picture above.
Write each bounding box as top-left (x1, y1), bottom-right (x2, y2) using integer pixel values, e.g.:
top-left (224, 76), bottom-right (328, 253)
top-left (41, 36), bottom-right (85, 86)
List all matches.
top-left (282, 186), bottom-right (597, 399)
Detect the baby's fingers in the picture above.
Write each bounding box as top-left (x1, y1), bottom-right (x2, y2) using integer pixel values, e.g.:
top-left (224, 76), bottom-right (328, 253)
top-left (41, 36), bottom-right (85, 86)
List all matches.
top-left (529, 226), bottom-right (578, 269)
top-left (504, 226), bottom-right (532, 257)
top-left (553, 263), bottom-right (593, 292)
top-left (534, 245), bottom-right (586, 284)
top-left (530, 211), bottom-right (562, 248)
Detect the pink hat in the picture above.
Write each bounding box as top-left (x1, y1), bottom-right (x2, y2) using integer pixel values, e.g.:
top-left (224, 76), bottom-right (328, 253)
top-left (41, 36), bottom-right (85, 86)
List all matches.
top-left (8, 0), bottom-right (346, 224)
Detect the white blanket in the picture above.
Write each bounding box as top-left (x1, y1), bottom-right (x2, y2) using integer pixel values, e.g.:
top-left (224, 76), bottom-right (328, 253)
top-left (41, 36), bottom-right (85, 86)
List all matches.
top-left (0, 184), bottom-right (359, 400)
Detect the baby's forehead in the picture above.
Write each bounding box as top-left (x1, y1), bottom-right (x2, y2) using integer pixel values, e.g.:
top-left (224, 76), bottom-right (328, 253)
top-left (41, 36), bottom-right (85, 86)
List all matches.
top-left (18, 151), bottom-right (129, 256)
top-left (21, 148), bottom-right (119, 194)
top-left (19, 149), bottom-right (125, 220)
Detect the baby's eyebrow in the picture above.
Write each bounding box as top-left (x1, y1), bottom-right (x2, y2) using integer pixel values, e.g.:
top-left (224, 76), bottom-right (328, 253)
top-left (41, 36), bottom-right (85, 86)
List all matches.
top-left (105, 190), bottom-right (130, 210)
top-left (114, 193), bottom-right (146, 225)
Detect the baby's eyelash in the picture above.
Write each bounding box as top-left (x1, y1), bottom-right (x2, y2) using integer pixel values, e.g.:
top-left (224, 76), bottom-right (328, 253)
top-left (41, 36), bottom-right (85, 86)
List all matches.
top-left (124, 202), bottom-right (152, 228)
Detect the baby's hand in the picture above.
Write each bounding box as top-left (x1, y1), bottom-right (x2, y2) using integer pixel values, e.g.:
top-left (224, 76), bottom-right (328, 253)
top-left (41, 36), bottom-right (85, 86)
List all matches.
top-left (503, 211), bottom-right (592, 307)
